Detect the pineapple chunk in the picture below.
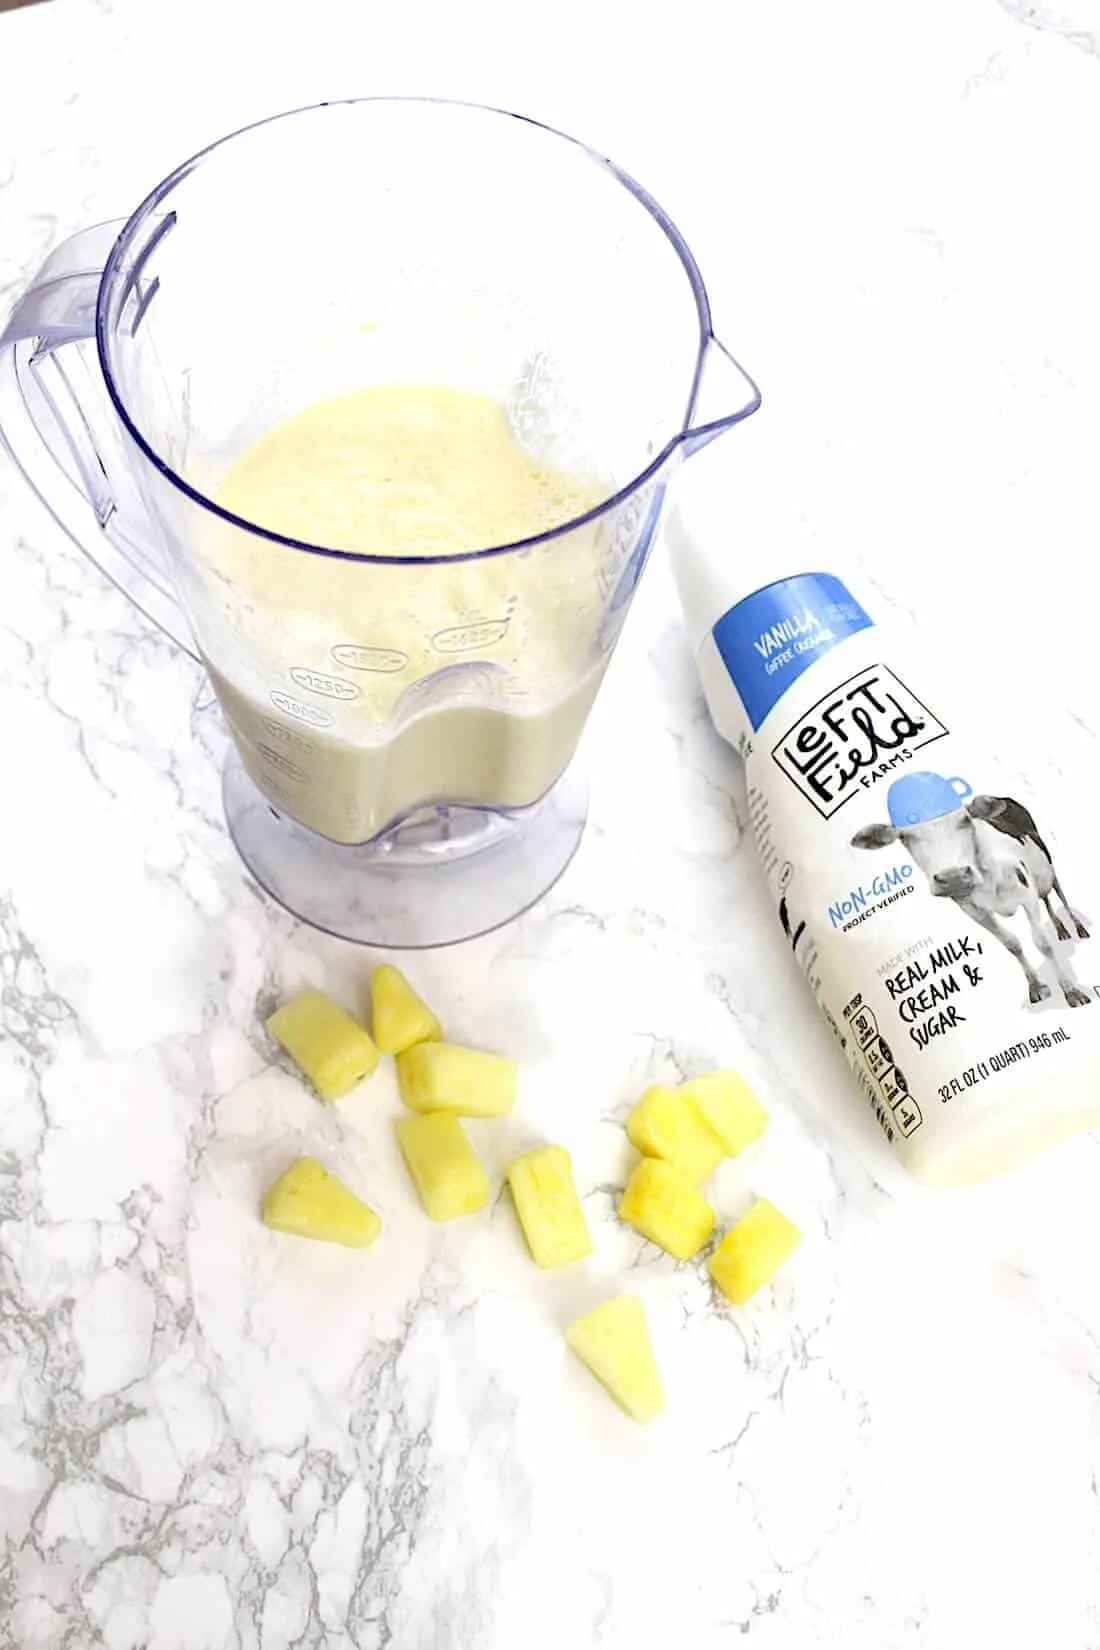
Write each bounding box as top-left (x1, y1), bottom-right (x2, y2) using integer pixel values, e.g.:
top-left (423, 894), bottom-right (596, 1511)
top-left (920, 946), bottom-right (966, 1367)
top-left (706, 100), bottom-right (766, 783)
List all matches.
top-left (618, 1157), bottom-right (715, 1260)
top-left (626, 1085), bottom-right (725, 1184)
top-left (566, 1296), bottom-right (664, 1423)
top-left (681, 1069), bottom-right (768, 1157)
top-left (396, 1041), bottom-right (517, 1118)
top-left (708, 1198), bottom-right (802, 1305)
top-left (370, 964), bottom-right (443, 1055)
top-left (396, 1112), bottom-right (490, 1222)
top-left (261, 1156), bottom-right (381, 1248)
top-left (507, 1145), bottom-right (592, 1268)
top-left (267, 989), bottom-right (378, 1100)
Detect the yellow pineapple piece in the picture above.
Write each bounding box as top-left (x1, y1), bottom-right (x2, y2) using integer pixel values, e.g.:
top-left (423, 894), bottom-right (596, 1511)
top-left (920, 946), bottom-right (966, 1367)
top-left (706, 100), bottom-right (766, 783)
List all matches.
top-left (625, 1085), bottom-right (725, 1184)
top-left (267, 989), bottom-right (378, 1100)
top-left (681, 1069), bottom-right (768, 1157)
top-left (395, 1112), bottom-right (490, 1222)
top-left (261, 1156), bottom-right (381, 1248)
top-left (396, 1041), bottom-right (517, 1118)
top-left (506, 1145), bottom-right (592, 1268)
top-left (566, 1295), bottom-right (664, 1423)
top-left (708, 1198), bottom-right (802, 1305)
top-left (370, 964), bottom-right (443, 1055)
top-left (618, 1157), bottom-right (715, 1260)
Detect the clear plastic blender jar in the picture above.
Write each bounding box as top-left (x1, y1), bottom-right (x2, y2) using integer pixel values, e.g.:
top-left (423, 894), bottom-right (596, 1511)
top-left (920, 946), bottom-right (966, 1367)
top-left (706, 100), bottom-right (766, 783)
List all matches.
top-left (0, 98), bottom-right (760, 945)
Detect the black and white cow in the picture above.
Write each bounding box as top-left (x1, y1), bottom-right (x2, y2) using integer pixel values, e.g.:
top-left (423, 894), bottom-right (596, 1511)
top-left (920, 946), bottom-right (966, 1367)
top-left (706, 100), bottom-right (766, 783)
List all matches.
top-left (852, 796), bottom-right (1092, 1008)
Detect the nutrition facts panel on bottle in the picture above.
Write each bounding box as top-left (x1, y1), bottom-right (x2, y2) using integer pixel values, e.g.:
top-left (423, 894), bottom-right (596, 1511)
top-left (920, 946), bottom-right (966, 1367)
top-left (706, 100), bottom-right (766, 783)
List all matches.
top-left (843, 991), bottom-right (923, 1140)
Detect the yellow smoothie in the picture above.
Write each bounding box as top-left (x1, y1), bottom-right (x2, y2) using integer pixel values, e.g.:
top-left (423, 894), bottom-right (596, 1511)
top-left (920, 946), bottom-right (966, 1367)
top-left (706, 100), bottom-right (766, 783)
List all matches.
top-left (200, 384), bottom-right (609, 843)
top-left (217, 382), bottom-right (599, 558)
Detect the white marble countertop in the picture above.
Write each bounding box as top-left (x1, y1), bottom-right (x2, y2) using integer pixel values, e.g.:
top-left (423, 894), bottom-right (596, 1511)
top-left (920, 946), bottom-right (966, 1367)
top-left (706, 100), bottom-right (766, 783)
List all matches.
top-left (5, 1), bottom-right (1100, 1645)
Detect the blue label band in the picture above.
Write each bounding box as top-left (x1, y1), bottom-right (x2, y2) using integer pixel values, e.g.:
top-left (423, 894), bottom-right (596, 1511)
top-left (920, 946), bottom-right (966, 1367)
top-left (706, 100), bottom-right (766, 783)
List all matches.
top-left (712, 572), bottom-right (873, 731)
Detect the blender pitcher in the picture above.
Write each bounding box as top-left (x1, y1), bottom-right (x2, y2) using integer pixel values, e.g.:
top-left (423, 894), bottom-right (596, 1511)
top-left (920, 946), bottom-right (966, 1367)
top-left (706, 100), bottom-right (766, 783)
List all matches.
top-left (0, 98), bottom-right (760, 947)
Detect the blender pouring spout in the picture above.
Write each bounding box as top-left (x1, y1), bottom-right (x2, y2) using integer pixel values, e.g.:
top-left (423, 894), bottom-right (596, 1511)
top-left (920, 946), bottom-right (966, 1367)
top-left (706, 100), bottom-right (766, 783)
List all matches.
top-left (679, 334), bottom-right (762, 460)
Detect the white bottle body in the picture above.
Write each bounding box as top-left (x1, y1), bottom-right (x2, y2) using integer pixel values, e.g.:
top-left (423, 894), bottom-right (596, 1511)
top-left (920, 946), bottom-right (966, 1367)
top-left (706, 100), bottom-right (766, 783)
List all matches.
top-left (684, 568), bottom-right (1100, 1185)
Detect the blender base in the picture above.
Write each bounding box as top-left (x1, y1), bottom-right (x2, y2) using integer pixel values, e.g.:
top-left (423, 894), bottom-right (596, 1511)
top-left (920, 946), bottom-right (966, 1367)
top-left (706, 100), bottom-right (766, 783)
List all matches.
top-left (222, 747), bottom-right (589, 948)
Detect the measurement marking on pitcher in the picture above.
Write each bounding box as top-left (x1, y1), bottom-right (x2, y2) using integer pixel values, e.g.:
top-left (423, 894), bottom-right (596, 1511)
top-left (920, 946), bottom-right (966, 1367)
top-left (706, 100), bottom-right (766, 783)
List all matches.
top-left (330, 644), bottom-right (409, 674)
top-left (269, 690), bottom-right (333, 728)
top-left (256, 744), bottom-right (309, 782)
top-left (261, 716), bottom-right (317, 751)
top-left (289, 667), bottom-right (360, 701)
top-left (431, 618), bottom-right (510, 654)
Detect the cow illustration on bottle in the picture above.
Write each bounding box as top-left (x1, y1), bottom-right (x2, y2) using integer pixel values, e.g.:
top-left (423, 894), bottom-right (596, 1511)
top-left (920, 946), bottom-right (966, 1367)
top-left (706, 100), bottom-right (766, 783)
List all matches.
top-left (851, 771), bottom-right (1092, 1008)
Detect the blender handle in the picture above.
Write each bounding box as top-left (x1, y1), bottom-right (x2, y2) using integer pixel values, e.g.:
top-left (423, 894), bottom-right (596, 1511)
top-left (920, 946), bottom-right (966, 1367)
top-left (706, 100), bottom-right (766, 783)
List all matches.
top-left (0, 223), bottom-right (199, 660)
top-left (680, 333), bottom-right (763, 457)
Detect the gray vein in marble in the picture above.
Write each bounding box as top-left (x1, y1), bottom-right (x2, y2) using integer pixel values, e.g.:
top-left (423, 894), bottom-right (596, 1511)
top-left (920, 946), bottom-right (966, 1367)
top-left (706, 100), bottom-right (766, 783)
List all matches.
top-left (999, 0), bottom-right (1100, 54)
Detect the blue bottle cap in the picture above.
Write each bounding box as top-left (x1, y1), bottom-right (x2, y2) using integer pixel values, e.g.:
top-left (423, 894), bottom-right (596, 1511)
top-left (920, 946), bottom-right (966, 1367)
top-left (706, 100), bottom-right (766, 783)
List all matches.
top-left (886, 771), bottom-right (972, 827)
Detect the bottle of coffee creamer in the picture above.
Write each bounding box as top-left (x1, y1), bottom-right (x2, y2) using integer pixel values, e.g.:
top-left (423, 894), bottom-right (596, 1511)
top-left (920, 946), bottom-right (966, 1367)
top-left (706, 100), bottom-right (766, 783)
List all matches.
top-left (667, 446), bottom-right (1100, 1186)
